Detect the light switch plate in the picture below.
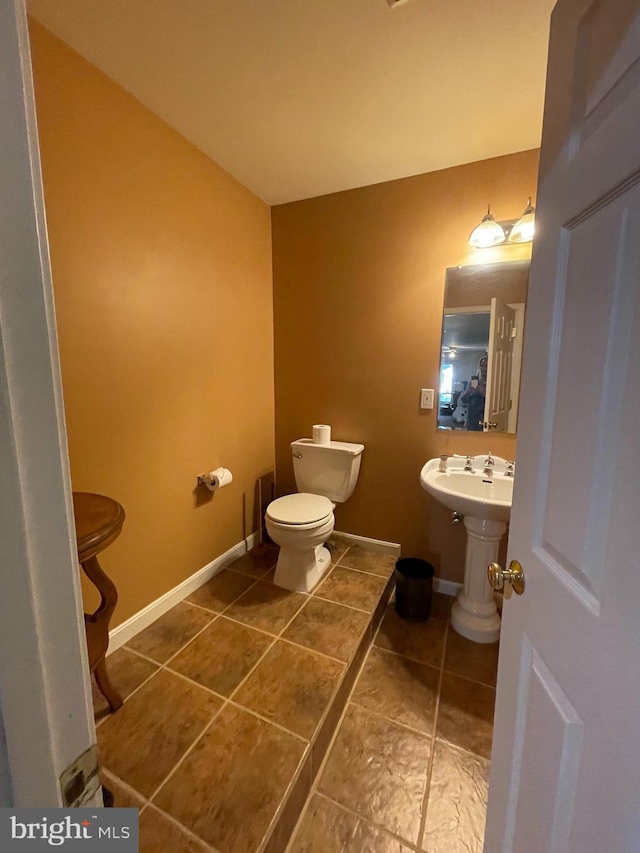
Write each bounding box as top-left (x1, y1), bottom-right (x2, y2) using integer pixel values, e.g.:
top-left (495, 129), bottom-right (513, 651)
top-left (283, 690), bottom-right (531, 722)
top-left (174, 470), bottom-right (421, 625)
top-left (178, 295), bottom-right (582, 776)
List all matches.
top-left (420, 388), bottom-right (434, 410)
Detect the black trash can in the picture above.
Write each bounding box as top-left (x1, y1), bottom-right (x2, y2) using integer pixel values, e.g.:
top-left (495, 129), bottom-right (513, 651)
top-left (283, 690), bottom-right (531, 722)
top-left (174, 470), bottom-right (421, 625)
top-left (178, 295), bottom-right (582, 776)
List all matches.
top-left (394, 557), bottom-right (435, 622)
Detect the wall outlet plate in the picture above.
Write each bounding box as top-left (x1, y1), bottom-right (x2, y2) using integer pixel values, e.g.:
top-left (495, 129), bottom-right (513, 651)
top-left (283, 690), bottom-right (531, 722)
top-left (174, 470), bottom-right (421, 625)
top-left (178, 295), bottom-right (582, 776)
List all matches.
top-left (420, 388), bottom-right (434, 410)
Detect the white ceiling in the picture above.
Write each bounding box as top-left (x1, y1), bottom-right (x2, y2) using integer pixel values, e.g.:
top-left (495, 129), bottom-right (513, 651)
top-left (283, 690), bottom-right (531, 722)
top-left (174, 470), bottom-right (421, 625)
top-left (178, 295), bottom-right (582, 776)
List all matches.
top-left (443, 312), bottom-right (491, 350)
top-left (27, 0), bottom-right (555, 205)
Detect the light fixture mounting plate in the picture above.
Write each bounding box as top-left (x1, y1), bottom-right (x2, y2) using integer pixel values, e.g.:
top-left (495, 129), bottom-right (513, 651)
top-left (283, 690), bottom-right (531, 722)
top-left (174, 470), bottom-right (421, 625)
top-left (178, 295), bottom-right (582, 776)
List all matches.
top-left (496, 219), bottom-right (517, 241)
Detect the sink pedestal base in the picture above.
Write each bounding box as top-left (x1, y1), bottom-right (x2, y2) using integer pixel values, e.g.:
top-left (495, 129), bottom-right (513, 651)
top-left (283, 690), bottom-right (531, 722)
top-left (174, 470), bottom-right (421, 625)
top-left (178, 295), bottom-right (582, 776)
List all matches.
top-left (451, 516), bottom-right (506, 644)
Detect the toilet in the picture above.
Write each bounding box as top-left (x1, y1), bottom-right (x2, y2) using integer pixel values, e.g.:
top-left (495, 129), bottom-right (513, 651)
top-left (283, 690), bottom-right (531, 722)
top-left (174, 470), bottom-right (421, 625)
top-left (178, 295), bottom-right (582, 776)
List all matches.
top-left (266, 437), bottom-right (364, 592)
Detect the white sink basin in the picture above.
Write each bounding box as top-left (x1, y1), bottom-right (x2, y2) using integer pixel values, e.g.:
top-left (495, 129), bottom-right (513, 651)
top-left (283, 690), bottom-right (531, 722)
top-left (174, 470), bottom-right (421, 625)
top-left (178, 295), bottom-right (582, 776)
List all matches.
top-left (420, 457), bottom-right (513, 523)
top-left (420, 455), bottom-right (514, 644)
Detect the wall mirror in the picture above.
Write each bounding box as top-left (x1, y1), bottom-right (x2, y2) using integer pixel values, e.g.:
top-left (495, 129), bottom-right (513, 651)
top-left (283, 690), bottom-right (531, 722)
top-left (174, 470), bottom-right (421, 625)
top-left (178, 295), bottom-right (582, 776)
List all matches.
top-left (438, 259), bottom-right (529, 433)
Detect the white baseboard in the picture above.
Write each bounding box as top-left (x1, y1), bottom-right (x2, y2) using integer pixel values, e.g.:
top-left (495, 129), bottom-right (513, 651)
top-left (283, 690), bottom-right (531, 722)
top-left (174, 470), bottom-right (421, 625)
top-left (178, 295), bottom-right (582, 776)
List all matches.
top-left (434, 578), bottom-right (462, 597)
top-left (332, 530), bottom-right (401, 556)
top-left (108, 531), bottom-right (258, 654)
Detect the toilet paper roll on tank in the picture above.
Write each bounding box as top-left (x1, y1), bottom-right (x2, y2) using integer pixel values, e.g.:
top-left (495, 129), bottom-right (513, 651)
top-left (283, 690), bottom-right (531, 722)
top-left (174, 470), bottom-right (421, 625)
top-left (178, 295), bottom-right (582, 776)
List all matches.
top-left (202, 467), bottom-right (233, 491)
top-left (312, 424), bottom-right (331, 445)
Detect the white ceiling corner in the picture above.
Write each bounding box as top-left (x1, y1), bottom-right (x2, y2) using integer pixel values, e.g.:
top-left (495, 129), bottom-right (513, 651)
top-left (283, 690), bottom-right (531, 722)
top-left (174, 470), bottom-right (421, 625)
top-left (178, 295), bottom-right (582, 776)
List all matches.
top-left (27, 0), bottom-right (555, 205)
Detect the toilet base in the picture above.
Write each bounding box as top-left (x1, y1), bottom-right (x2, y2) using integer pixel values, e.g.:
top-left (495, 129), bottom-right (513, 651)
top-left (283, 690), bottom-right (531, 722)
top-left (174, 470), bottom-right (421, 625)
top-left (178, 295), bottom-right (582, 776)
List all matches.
top-left (274, 544), bottom-right (332, 593)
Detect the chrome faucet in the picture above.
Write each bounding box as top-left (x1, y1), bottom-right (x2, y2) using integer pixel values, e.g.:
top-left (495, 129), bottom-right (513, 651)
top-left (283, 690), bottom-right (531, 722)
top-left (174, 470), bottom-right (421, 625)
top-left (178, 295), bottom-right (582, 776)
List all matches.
top-left (505, 460), bottom-right (515, 477)
top-left (439, 454), bottom-right (448, 473)
top-left (483, 452), bottom-right (495, 477)
top-left (452, 453), bottom-right (475, 472)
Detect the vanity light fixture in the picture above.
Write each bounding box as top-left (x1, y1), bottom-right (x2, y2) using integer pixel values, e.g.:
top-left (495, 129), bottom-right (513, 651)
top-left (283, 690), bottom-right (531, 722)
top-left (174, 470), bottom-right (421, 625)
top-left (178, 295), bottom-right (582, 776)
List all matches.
top-left (508, 197), bottom-right (536, 243)
top-left (468, 205), bottom-right (506, 249)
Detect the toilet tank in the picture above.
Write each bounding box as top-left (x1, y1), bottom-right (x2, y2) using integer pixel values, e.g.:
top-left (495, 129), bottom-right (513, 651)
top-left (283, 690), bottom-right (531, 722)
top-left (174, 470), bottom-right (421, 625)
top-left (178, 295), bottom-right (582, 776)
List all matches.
top-left (291, 438), bottom-right (364, 503)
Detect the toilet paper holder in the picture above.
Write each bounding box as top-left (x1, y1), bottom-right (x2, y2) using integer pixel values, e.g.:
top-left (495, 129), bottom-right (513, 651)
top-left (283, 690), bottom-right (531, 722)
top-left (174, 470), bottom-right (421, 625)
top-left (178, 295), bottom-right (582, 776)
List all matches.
top-left (197, 468), bottom-right (233, 491)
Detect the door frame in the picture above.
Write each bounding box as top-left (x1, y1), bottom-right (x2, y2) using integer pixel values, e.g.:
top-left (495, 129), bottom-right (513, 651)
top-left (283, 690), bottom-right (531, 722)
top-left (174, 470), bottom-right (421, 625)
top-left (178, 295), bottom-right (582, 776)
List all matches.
top-left (0, 0), bottom-right (95, 806)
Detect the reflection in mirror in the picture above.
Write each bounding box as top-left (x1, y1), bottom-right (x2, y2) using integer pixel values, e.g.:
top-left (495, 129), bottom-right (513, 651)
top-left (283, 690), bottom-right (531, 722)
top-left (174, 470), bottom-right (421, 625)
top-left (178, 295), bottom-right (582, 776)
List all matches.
top-left (438, 260), bottom-right (529, 433)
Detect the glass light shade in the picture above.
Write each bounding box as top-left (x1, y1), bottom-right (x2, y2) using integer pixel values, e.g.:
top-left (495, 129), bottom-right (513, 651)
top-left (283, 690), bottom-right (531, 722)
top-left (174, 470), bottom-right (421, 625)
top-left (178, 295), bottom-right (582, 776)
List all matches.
top-left (469, 206), bottom-right (506, 248)
top-left (509, 199), bottom-right (536, 243)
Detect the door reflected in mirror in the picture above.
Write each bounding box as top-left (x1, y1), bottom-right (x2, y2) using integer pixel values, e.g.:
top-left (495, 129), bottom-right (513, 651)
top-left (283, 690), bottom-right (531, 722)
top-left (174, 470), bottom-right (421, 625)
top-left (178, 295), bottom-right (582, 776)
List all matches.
top-left (438, 260), bottom-right (529, 433)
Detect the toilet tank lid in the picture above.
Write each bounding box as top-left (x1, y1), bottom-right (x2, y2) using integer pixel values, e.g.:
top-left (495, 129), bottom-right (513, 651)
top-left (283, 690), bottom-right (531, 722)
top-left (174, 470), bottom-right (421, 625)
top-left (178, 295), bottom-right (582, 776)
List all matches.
top-left (291, 438), bottom-right (364, 456)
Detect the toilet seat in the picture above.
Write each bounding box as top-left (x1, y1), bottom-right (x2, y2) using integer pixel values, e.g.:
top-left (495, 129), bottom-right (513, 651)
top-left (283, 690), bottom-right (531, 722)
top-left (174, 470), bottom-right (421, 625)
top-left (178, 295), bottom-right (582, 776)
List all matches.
top-left (266, 493), bottom-right (333, 526)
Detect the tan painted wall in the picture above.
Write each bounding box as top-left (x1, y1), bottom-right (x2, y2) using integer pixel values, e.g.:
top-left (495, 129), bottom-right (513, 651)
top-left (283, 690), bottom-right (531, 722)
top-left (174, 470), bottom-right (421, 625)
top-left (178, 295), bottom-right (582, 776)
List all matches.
top-left (30, 22), bottom-right (275, 625)
top-left (272, 150), bottom-right (539, 583)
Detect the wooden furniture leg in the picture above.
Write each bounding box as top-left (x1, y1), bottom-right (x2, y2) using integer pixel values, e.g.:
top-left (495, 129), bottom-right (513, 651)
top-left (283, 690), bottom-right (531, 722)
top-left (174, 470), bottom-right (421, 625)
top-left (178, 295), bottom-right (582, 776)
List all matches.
top-left (94, 658), bottom-right (123, 712)
top-left (81, 554), bottom-right (123, 711)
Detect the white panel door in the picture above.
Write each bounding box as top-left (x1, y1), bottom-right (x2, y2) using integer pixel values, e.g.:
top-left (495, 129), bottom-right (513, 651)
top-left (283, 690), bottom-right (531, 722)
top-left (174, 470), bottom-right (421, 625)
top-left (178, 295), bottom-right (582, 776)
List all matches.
top-left (485, 296), bottom-right (515, 432)
top-left (485, 0), bottom-right (640, 851)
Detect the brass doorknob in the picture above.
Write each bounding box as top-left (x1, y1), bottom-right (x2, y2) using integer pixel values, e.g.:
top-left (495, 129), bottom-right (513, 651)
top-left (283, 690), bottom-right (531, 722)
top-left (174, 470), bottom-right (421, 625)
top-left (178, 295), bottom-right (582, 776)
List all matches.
top-left (488, 560), bottom-right (525, 595)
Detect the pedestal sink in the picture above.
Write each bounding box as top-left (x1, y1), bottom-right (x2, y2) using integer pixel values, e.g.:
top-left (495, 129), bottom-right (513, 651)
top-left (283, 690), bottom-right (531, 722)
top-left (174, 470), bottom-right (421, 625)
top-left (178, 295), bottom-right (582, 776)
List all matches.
top-left (420, 455), bottom-right (514, 643)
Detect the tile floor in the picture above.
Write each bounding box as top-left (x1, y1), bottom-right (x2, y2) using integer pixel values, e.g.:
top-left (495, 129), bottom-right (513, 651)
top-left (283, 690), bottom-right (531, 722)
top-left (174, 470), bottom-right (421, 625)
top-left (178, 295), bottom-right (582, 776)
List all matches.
top-left (94, 540), bottom-right (397, 852)
top-left (95, 542), bottom-right (498, 852)
top-left (288, 594), bottom-right (499, 853)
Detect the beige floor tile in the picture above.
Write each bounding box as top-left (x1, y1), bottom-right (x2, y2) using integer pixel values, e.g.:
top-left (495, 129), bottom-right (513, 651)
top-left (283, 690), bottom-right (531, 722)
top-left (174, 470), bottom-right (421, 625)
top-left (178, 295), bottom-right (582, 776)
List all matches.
top-left (233, 641), bottom-right (344, 739)
top-left (315, 566), bottom-right (388, 612)
top-left (431, 592), bottom-right (453, 621)
top-left (262, 754), bottom-right (313, 853)
top-left (282, 598), bottom-right (369, 662)
top-left (289, 794), bottom-right (358, 852)
top-left (98, 669), bottom-right (222, 798)
top-left (325, 539), bottom-right (350, 564)
top-left (444, 629), bottom-right (499, 687)
top-left (92, 649), bottom-right (159, 722)
top-left (126, 603), bottom-right (213, 664)
top-left (436, 673), bottom-right (496, 760)
top-left (139, 806), bottom-right (210, 852)
top-left (225, 581), bottom-right (307, 634)
top-left (351, 819), bottom-right (415, 852)
top-left (186, 569), bottom-right (256, 613)
top-left (153, 704), bottom-right (306, 853)
top-left (227, 546), bottom-right (279, 578)
top-left (422, 741), bottom-right (490, 853)
top-left (101, 769), bottom-right (145, 809)
top-left (352, 646), bottom-right (439, 733)
top-left (168, 616), bottom-right (272, 696)
top-left (92, 547), bottom-right (494, 852)
top-left (338, 545), bottom-right (397, 578)
top-left (374, 606), bottom-right (446, 668)
top-left (290, 794), bottom-right (414, 853)
top-left (319, 704), bottom-right (430, 845)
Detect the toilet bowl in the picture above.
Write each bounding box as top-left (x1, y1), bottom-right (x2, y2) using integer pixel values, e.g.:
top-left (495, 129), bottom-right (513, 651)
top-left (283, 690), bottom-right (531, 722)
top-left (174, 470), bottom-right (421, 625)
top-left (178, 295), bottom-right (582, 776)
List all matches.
top-left (266, 493), bottom-right (335, 592)
top-left (266, 437), bottom-right (364, 592)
